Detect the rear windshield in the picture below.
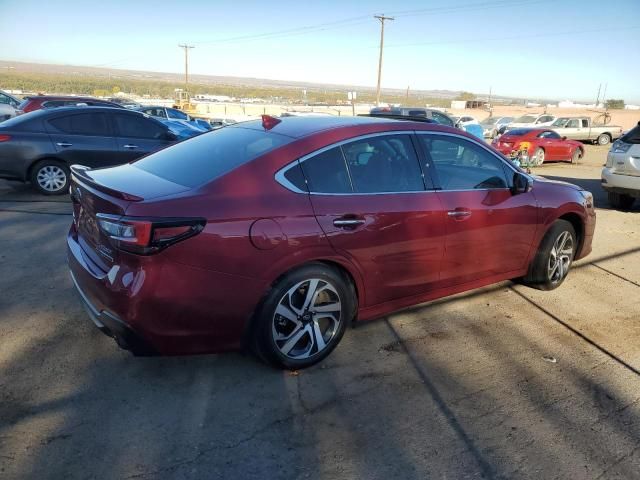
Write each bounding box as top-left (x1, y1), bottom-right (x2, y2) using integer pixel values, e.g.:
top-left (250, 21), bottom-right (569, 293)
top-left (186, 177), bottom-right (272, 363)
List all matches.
top-left (132, 125), bottom-right (293, 187)
top-left (480, 118), bottom-right (497, 126)
top-left (620, 125), bottom-right (640, 144)
top-left (503, 128), bottom-right (531, 136)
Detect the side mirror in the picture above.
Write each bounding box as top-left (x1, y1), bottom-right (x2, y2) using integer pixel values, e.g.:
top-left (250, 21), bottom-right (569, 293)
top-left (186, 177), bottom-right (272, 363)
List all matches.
top-left (512, 171), bottom-right (532, 195)
top-left (561, 136), bottom-right (567, 141)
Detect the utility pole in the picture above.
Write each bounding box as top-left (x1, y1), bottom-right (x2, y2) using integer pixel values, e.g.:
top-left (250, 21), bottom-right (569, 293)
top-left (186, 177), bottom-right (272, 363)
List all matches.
top-left (374, 14), bottom-right (394, 106)
top-left (178, 44), bottom-right (195, 89)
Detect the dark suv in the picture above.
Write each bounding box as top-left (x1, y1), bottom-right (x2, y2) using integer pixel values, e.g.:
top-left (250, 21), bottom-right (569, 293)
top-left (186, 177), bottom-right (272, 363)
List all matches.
top-left (0, 107), bottom-right (178, 194)
top-left (369, 106), bottom-right (457, 127)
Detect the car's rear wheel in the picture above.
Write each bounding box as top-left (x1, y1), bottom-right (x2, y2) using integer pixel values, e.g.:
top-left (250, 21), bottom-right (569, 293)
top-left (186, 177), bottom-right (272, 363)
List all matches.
top-left (252, 263), bottom-right (355, 369)
top-left (30, 160), bottom-right (70, 195)
top-left (533, 147), bottom-right (545, 166)
top-left (608, 192), bottom-right (635, 210)
top-left (597, 133), bottom-right (611, 146)
top-left (571, 148), bottom-right (583, 164)
top-left (522, 220), bottom-right (576, 291)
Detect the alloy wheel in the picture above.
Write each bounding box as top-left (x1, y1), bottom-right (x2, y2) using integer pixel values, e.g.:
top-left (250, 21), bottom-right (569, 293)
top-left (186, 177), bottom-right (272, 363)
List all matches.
top-left (547, 231), bottom-right (574, 284)
top-left (271, 278), bottom-right (342, 360)
top-left (36, 165), bottom-right (67, 192)
top-left (535, 149), bottom-right (545, 166)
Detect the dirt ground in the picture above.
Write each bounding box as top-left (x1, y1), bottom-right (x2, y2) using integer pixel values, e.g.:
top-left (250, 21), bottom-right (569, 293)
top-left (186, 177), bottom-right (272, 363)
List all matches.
top-left (0, 144), bottom-right (639, 480)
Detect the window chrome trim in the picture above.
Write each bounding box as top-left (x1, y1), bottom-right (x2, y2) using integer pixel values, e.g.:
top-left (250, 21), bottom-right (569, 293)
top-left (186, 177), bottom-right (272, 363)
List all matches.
top-left (275, 130), bottom-right (430, 195)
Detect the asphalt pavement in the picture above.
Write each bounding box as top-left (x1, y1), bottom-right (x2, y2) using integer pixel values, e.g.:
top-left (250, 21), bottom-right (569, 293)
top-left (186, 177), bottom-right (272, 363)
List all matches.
top-left (1, 145), bottom-right (639, 479)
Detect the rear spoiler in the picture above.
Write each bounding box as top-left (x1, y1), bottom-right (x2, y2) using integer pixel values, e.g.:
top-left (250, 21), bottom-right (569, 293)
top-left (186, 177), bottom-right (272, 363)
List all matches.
top-left (70, 165), bottom-right (143, 202)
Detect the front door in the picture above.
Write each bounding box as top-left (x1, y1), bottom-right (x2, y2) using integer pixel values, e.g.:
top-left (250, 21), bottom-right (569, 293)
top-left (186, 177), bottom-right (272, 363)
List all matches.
top-left (417, 133), bottom-right (538, 287)
top-left (302, 133), bottom-right (446, 307)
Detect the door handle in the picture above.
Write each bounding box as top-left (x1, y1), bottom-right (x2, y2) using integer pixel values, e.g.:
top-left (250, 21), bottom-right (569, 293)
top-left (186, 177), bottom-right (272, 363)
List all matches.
top-left (333, 217), bottom-right (365, 228)
top-left (56, 142), bottom-right (72, 147)
top-left (123, 144), bottom-right (138, 149)
top-left (447, 210), bottom-right (472, 219)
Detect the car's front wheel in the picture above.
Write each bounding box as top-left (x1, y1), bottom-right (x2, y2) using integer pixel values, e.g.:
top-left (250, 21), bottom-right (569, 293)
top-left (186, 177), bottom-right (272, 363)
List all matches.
top-left (522, 220), bottom-right (576, 291)
top-left (571, 148), bottom-right (583, 164)
top-left (30, 160), bottom-right (70, 195)
top-left (252, 263), bottom-right (355, 369)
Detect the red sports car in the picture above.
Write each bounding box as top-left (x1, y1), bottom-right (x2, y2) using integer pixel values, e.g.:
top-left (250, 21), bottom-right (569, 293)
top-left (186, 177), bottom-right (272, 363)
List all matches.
top-left (492, 128), bottom-right (584, 165)
top-left (68, 115), bottom-right (595, 369)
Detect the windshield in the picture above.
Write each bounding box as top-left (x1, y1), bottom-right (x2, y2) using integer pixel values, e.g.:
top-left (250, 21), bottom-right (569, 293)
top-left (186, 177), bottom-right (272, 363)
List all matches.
top-left (514, 115), bottom-right (536, 123)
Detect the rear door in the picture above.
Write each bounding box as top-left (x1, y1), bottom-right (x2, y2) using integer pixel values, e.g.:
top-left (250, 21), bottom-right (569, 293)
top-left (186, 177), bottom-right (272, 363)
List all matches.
top-left (45, 111), bottom-right (119, 168)
top-left (417, 132), bottom-right (538, 286)
top-left (302, 132), bottom-right (446, 306)
top-left (112, 112), bottom-right (173, 163)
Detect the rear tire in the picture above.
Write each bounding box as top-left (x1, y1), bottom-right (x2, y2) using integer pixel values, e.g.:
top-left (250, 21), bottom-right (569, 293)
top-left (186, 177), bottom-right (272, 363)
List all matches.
top-left (522, 220), bottom-right (576, 291)
top-left (533, 147), bottom-right (545, 166)
top-left (608, 192), bottom-right (635, 210)
top-left (251, 263), bottom-right (355, 370)
top-left (30, 159), bottom-right (70, 195)
top-left (571, 148), bottom-right (582, 164)
top-left (597, 133), bottom-right (611, 146)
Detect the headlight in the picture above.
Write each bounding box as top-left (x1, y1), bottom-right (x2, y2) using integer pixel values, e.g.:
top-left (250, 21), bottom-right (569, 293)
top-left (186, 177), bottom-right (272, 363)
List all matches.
top-left (579, 190), bottom-right (594, 208)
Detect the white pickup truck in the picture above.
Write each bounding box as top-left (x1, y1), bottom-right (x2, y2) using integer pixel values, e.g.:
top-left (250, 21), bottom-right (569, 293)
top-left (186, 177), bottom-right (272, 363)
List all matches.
top-left (550, 116), bottom-right (623, 145)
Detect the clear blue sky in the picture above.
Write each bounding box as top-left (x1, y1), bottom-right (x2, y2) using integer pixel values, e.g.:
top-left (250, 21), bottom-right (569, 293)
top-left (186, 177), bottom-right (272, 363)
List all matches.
top-left (1, 0), bottom-right (638, 102)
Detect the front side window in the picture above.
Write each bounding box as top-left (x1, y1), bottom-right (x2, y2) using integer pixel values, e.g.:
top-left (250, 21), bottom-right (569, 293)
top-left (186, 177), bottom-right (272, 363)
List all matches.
top-left (142, 108), bottom-right (166, 118)
top-left (419, 134), bottom-right (509, 190)
top-left (566, 119), bottom-right (579, 128)
top-left (48, 113), bottom-right (110, 136)
top-left (114, 113), bottom-right (166, 139)
top-left (538, 131), bottom-right (561, 139)
top-left (341, 135), bottom-right (424, 193)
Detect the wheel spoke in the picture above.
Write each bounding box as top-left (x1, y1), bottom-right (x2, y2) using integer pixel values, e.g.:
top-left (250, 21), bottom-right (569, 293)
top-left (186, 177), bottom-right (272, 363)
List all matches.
top-left (301, 279), bottom-right (319, 311)
top-left (312, 320), bottom-right (326, 352)
top-left (275, 304), bottom-right (298, 323)
top-left (313, 302), bottom-right (341, 313)
top-left (280, 325), bottom-right (310, 355)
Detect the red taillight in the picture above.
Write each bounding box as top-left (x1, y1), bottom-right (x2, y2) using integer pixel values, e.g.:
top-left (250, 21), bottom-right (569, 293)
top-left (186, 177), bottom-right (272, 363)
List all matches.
top-left (0, 135), bottom-right (11, 142)
top-left (96, 214), bottom-right (205, 254)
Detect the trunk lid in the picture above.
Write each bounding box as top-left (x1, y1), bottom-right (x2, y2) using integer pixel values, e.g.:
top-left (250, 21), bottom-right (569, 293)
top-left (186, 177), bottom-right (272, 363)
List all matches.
top-left (70, 165), bottom-right (190, 270)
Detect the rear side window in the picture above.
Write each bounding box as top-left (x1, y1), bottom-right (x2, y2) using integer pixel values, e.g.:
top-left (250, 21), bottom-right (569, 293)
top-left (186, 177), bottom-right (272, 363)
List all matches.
top-left (301, 147), bottom-right (352, 194)
top-left (621, 125), bottom-right (640, 144)
top-left (114, 113), bottom-right (166, 139)
top-left (341, 135), bottom-right (424, 193)
top-left (48, 113), bottom-right (110, 136)
top-left (133, 126), bottom-right (293, 187)
top-left (430, 111), bottom-right (454, 127)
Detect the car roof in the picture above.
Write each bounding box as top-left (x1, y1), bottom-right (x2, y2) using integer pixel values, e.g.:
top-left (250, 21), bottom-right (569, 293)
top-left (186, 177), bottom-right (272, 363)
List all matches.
top-left (26, 95), bottom-right (113, 101)
top-left (231, 115), bottom-right (464, 139)
top-left (504, 128), bottom-right (549, 136)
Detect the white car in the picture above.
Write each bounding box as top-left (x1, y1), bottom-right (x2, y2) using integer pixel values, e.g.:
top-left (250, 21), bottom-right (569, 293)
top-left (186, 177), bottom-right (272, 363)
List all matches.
top-left (0, 90), bottom-right (21, 121)
top-left (601, 122), bottom-right (640, 209)
top-left (502, 113), bottom-right (556, 134)
top-left (450, 115), bottom-right (479, 127)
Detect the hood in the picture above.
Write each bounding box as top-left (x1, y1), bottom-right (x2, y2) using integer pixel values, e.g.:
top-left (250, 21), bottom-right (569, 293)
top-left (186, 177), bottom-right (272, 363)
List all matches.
top-left (531, 174), bottom-right (582, 191)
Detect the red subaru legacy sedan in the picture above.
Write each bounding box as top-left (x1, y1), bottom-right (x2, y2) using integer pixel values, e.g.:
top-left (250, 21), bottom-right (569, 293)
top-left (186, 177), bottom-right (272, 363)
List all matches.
top-left (492, 128), bottom-right (584, 166)
top-left (67, 115), bottom-right (595, 369)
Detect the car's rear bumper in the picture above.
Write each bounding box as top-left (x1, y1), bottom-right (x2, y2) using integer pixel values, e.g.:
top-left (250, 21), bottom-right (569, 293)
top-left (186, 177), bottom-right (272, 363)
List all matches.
top-left (67, 226), bottom-right (264, 355)
top-left (601, 168), bottom-right (640, 197)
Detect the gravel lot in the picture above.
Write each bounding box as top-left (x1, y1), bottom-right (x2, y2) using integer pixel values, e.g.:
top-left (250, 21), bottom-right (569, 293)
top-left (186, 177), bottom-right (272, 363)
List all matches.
top-left (1, 145), bottom-right (639, 479)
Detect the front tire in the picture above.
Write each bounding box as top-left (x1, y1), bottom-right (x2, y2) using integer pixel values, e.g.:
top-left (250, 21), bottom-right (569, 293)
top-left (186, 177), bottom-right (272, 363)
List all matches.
top-left (30, 160), bottom-right (70, 195)
top-left (252, 263), bottom-right (355, 369)
top-left (608, 192), bottom-right (635, 210)
top-left (522, 220), bottom-right (576, 291)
